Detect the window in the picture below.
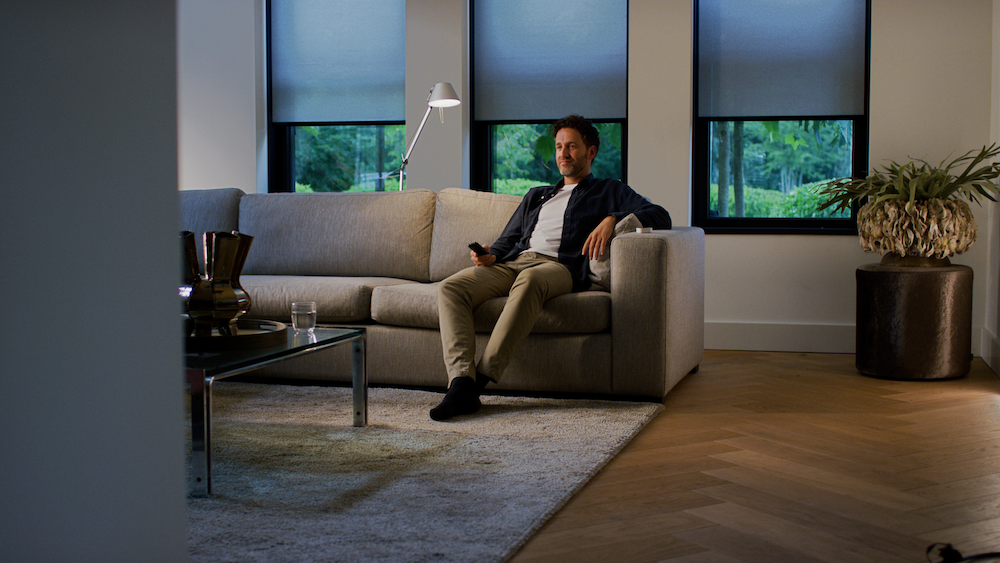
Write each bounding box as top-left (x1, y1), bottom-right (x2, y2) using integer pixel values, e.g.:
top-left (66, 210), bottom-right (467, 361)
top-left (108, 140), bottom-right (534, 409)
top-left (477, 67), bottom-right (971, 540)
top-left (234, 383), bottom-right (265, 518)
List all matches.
top-left (471, 0), bottom-right (628, 196)
top-left (292, 125), bottom-right (405, 192)
top-left (267, 0), bottom-right (406, 192)
top-left (490, 121), bottom-right (624, 196)
top-left (693, 0), bottom-right (870, 233)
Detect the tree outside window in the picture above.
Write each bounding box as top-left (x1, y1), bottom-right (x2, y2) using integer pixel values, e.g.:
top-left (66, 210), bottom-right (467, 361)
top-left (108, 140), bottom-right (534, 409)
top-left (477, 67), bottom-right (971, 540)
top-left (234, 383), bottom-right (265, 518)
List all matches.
top-left (708, 120), bottom-right (852, 219)
top-left (292, 124), bottom-right (406, 192)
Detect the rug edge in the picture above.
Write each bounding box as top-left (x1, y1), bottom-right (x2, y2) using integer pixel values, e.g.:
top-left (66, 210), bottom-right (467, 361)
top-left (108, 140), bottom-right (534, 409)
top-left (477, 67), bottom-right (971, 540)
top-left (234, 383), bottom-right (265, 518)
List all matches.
top-left (496, 402), bottom-right (665, 562)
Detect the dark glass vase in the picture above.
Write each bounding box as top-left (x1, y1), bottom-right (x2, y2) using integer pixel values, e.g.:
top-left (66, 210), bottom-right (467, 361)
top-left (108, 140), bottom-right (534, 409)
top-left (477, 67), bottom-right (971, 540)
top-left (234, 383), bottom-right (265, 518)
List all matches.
top-left (184, 231), bottom-right (254, 337)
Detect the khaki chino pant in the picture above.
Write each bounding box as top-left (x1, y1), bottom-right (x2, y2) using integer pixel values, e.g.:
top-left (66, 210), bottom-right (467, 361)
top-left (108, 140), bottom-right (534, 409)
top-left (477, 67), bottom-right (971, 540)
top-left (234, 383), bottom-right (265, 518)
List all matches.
top-left (438, 253), bottom-right (573, 384)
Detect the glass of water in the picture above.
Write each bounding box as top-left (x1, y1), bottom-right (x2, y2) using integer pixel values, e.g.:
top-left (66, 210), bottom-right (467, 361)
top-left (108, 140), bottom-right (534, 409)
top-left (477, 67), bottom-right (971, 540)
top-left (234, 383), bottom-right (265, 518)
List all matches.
top-left (291, 301), bottom-right (317, 333)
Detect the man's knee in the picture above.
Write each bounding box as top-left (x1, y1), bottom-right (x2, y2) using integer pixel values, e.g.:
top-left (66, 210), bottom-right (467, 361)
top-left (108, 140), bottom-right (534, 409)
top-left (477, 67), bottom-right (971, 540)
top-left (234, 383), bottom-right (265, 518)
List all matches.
top-left (512, 267), bottom-right (542, 286)
top-left (439, 273), bottom-right (470, 303)
top-left (514, 264), bottom-right (568, 289)
top-left (508, 271), bottom-right (549, 302)
top-left (439, 266), bottom-right (492, 306)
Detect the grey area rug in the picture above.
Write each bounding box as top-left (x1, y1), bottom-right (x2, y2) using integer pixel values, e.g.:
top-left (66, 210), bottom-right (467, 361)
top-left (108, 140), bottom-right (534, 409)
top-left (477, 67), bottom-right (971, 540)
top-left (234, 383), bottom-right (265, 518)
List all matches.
top-left (187, 382), bottom-right (662, 563)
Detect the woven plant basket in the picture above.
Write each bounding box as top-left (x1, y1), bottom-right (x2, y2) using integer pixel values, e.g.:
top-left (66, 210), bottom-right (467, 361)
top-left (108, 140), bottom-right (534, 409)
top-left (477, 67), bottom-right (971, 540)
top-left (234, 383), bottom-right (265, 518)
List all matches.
top-left (857, 198), bottom-right (977, 259)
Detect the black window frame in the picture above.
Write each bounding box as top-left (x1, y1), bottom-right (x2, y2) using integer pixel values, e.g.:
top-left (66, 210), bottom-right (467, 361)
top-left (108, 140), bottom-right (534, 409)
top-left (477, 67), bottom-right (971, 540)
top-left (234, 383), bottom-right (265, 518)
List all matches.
top-left (691, 0), bottom-right (872, 235)
top-left (265, 0), bottom-right (405, 194)
top-left (267, 121), bottom-right (406, 194)
top-left (471, 118), bottom-right (628, 194)
top-left (469, 0), bottom-right (629, 193)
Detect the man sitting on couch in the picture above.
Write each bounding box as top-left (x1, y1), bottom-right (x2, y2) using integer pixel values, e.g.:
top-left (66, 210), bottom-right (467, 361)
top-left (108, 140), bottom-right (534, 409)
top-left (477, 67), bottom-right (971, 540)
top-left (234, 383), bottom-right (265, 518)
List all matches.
top-left (430, 115), bottom-right (673, 421)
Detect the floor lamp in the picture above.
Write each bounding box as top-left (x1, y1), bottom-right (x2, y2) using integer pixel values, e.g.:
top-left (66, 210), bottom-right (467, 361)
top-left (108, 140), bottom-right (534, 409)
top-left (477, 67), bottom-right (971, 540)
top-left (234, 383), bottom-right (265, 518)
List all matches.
top-left (397, 82), bottom-right (461, 190)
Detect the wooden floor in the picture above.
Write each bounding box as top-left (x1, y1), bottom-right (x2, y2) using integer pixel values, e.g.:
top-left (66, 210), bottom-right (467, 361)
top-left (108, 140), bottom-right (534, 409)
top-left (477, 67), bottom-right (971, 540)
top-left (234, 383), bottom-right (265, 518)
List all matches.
top-left (510, 350), bottom-right (1000, 563)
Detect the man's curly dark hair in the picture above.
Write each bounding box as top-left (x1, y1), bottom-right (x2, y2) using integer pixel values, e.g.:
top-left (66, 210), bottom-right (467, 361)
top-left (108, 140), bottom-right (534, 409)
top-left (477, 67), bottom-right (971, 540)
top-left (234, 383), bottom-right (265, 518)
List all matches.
top-left (553, 115), bottom-right (600, 154)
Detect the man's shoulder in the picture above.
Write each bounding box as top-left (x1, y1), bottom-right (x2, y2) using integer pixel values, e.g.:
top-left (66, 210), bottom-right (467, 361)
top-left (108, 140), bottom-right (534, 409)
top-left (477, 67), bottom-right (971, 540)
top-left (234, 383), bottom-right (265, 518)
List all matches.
top-left (584, 176), bottom-right (631, 193)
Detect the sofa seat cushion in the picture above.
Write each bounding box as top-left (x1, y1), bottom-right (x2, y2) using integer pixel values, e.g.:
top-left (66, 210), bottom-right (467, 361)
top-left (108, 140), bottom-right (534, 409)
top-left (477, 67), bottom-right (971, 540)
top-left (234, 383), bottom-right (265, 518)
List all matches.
top-left (371, 283), bottom-right (611, 333)
top-left (241, 275), bottom-right (417, 322)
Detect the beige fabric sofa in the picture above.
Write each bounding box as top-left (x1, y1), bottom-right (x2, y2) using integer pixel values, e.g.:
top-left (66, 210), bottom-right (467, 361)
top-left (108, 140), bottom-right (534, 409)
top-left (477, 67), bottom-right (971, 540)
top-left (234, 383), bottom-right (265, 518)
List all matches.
top-left (179, 187), bottom-right (705, 399)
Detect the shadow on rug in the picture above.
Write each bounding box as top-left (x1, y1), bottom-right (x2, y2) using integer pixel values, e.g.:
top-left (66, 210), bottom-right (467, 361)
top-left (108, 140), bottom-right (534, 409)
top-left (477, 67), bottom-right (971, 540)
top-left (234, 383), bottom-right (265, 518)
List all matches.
top-left (187, 383), bottom-right (662, 563)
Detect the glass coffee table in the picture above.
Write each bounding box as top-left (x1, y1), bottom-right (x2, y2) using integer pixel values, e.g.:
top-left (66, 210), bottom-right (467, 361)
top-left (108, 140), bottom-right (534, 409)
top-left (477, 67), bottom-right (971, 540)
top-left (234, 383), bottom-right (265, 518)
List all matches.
top-left (184, 325), bottom-right (366, 497)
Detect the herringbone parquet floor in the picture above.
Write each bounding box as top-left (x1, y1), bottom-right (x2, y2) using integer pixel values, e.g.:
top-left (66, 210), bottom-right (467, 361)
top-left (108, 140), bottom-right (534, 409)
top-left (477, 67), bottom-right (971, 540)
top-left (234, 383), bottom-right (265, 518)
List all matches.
top-left (510, 350), bottom-right (1000, 563)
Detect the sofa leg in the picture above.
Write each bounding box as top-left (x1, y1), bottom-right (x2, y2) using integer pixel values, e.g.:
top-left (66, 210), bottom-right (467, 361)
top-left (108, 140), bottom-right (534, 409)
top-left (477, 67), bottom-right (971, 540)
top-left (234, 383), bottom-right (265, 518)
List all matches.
top-left (688, 364), bottom-right (700, 375)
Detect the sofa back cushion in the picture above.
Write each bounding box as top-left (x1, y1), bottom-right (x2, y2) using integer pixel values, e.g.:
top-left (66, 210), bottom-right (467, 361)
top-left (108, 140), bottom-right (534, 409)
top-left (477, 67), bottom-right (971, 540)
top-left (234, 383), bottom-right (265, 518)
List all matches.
top-left (179, 187), bottom-right (244, 233)
top-left (178, 187), bottom-right (245, 264)
top-left (239, 189), bottom-right (436, 282)
top-left (429, 188), bottom-right (523, 281)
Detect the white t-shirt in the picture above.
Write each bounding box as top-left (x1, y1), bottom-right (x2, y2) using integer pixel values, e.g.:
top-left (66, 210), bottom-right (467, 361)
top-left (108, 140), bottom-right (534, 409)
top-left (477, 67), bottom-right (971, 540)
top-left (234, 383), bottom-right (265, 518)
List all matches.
top-left (524, 184), bottom-right (576, 257)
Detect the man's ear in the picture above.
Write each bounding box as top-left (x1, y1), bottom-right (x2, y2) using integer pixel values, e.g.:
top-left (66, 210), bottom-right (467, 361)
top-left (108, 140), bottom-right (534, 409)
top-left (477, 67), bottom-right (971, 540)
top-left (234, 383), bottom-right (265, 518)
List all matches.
top-left (587, 145), bottom-right (598, 163)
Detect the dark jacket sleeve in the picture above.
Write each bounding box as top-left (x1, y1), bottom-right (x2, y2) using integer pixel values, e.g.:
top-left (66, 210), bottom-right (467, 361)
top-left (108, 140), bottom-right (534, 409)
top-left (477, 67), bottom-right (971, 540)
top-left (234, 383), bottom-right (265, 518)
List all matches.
top-left (610, 184), bottom-right (672, 229)
top-left (488, 186), bottom-right (545, 261)
top-left (488, 199), bottom-right (526, 259)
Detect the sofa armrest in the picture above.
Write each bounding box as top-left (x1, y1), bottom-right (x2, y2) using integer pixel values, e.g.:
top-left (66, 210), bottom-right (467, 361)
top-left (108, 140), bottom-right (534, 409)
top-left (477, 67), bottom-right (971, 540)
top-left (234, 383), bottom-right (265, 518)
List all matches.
top-left (610, 227), bottom-right (705, 397)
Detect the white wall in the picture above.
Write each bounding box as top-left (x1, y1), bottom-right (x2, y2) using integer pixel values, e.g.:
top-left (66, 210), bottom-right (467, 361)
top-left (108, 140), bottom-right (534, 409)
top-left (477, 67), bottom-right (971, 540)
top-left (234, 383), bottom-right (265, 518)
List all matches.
top-left (984, 0), bottom-right (1000, 373)
top-left (628, 0), bottom-right (695, 225)
top-left (178, 0), bottom-right (1000, 356)
top-left (627, 0), bottom-right (996, 354)
top-left (405, 0), bottom-right (470, 191)
top-left (176, 0), bottom-right (467, 194)
top-left (628, 0), bottom-right (865, 353)
top-left (1, 2), bottom-right (185, 562)
top-left (869, 0), bottom-right (994, 357)
top-left (178, 0), bottom-right (263, 193)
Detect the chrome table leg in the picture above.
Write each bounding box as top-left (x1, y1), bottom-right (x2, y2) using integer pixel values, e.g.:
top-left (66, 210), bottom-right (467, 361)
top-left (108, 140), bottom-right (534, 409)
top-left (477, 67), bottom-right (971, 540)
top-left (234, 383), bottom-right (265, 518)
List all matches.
top-left (186, 369), bottom-right (212, 497)
top-left (352, 337), bottom-right (367, 427)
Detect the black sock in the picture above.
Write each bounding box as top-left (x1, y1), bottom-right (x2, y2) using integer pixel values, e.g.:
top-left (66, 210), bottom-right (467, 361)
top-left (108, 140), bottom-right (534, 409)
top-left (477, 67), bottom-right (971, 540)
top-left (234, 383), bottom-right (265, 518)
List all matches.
top-left (429, 376), bottom-right (481, 421)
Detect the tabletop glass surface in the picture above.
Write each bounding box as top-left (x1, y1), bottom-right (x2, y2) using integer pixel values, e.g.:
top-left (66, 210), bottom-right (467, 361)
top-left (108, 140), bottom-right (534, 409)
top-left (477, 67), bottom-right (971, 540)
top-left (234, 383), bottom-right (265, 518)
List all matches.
top-left (184, 326), bottom-right (364, 376)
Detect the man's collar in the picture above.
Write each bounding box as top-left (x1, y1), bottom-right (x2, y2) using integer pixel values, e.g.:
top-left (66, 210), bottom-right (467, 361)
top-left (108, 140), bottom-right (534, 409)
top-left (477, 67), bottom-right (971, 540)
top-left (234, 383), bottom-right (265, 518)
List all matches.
top-left (554, 173), bottom-right (595, 190)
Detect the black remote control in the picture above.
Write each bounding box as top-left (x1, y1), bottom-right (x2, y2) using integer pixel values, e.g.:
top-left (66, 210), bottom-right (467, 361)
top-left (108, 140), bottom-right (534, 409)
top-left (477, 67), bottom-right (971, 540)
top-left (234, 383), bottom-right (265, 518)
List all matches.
top-left (468, 242), bottom-right (488, 256)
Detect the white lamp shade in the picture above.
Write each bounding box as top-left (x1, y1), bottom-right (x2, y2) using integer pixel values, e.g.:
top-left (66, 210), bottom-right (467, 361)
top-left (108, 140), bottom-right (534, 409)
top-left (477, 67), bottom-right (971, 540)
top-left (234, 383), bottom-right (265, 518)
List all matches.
top-left (428, 82), bottom-right (461, 107)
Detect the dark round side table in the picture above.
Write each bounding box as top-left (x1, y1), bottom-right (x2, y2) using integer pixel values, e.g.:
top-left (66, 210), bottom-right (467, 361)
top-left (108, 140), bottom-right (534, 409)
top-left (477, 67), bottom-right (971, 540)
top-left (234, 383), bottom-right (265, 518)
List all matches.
top-left (855, 263), bottom-right (973, 380)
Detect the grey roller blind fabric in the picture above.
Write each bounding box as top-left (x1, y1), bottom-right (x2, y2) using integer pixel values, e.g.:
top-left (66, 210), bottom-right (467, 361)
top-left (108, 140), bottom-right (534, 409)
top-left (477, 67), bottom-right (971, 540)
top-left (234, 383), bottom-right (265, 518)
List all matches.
top-left (474, 0), bottom-right (627, 121)
top-left (697, 0), bottom-right (867, 118)
top-left (271, 0), bottom-right (405, 123)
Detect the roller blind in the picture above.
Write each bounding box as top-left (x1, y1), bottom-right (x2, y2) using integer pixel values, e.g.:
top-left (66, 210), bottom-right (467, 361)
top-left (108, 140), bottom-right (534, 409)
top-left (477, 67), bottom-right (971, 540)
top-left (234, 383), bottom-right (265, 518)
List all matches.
top-left (270, 0), bottom-right (405, 123)
top-left (473, 0), bottom-right (627, 121)
top-left (697, 0), bottom-right (867, 118)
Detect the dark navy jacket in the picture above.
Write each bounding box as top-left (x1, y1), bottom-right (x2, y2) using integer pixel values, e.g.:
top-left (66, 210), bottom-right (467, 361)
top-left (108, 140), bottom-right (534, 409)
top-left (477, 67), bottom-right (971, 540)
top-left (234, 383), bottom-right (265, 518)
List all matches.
top-left (488, 174), bottom-right (672, 292)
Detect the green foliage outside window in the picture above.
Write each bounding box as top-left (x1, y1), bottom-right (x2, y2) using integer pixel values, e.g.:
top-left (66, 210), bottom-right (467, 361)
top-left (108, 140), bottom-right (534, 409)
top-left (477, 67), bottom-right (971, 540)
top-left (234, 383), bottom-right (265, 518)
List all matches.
top-left (293, 121), bottom-right (624, 196)
top-left (294, 124), bottom-right (406, 192)
top-left (709, 120), bottom-right (852, 219)
top-left (492, 122), bottom-right (624, 196)
top-left (710, 180), bottom-right (848, 219)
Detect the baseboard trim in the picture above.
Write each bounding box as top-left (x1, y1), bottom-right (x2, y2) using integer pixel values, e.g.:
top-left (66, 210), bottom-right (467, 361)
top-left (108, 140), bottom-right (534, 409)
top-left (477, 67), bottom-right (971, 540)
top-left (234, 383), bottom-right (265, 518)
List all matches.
top-left (981, 328), bottom-right (1000, 377)
top-left (705, 321), bottom-right (855, 354)
top-left (707, 321), bottom-right (994, 360)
